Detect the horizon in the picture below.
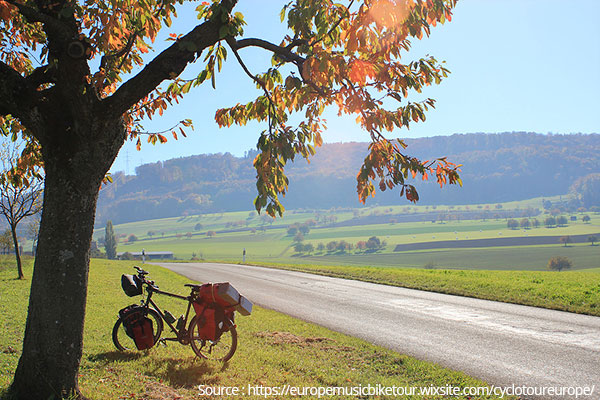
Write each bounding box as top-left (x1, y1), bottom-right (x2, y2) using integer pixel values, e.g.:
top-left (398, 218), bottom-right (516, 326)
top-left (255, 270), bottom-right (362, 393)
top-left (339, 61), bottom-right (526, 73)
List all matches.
top-left (111, 131), bottom-right (600, 175)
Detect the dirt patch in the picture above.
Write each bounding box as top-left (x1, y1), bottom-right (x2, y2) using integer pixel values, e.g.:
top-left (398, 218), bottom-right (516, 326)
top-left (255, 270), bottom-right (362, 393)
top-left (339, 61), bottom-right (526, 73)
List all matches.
top-left (256, 331), bottom-right (356, 352)
top-left (255, 331), bottom-right (330, 346)
top-left (142, 381), bottom-right (185, 400)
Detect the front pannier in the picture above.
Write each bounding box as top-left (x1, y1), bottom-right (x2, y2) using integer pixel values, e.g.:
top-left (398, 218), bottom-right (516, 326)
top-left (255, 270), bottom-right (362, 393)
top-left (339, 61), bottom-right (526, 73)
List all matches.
top-left (121, 274), bottom-right (143, 297)
top-left (118, 305), bottom-right (155, 350)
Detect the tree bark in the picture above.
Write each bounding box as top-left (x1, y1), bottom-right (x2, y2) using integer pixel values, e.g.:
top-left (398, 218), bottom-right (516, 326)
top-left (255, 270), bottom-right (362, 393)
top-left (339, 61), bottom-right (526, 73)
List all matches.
top-left (10, 225), bottom-right (24, 279)
top-left (11, 115), bottom-right (125, 399)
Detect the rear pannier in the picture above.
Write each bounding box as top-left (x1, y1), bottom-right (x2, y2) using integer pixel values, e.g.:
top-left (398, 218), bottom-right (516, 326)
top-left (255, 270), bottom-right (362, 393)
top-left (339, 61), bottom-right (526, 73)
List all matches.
top-left (121, 274), bottom-right (143, 297)
top-left (118, 304), bottom-right (155, 350)
top-left (192, 282), bottom-right (252, 340)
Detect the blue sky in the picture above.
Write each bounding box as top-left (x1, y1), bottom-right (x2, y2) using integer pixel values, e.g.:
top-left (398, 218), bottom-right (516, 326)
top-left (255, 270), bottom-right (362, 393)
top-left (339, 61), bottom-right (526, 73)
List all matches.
top-left (110, 0), bottom-right (600, 174)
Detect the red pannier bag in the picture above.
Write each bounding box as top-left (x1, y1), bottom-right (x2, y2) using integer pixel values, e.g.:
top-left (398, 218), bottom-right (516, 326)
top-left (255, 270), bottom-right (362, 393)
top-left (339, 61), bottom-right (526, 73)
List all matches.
top-left (193, 304), bottom-right (226, 341)
top-left (192, 284), bottom-right (234, 341)
top-left (119, 305), bottom-right (155, 350)
top-left (131, 317), bottom-right (154, 350)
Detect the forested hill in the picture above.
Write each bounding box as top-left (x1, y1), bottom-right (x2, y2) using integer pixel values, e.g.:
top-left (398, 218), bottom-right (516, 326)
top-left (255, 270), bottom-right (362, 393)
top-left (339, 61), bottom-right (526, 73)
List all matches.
top-left (96, 132), bottom-right (600, 225)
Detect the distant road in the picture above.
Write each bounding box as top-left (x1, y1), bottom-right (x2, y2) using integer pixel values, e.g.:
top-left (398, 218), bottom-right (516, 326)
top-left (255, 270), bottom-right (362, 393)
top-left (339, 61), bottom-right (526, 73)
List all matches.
top-left (157, 262), bottom-right (600, 400)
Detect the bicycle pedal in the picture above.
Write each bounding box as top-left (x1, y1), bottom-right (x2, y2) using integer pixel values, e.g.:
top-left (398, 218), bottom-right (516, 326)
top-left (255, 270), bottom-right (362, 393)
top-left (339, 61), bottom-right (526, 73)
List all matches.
top-left (158, 338), bottom-right (167, 347)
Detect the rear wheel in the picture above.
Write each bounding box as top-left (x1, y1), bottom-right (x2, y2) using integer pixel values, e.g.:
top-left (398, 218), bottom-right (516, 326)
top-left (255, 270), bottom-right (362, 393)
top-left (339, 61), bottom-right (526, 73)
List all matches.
top-left (112, 308), bottom-right (163, 351)
top-left (189, 315), bottom-right (237, 362)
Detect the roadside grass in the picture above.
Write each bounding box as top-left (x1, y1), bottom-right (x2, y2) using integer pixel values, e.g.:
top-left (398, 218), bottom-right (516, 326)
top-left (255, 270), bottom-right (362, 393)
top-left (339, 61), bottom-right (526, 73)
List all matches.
top-left (288, 243), bottom-right (600, 270)
top-left (1, 259), bottom-right (508, 399)
top-left (246, 262), bottom-right (600, 317)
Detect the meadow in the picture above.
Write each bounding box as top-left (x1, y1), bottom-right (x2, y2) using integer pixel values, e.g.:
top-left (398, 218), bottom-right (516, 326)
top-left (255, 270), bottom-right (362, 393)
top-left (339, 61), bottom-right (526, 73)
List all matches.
top-left (0, 258), bottom-right (508, 399)
top-left (94, 196), bottom-right (600, 272)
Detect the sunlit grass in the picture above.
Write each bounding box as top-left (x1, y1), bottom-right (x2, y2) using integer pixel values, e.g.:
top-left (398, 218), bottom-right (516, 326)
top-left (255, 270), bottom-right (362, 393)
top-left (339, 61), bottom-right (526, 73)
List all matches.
top-left (0, 259), bottom-right (509, 399)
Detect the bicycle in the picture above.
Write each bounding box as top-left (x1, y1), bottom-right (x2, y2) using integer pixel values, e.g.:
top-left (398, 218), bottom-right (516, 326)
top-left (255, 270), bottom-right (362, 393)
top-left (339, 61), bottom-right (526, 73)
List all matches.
top-left (112, 266), bottom-right (242, 361)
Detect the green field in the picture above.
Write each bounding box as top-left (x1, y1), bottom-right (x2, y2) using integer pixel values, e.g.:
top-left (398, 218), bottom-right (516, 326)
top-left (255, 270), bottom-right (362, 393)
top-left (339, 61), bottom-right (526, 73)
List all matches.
top-left (0, 258), bottom-right (508, 399)
top-left (92, 197), bottom-right (600, 272)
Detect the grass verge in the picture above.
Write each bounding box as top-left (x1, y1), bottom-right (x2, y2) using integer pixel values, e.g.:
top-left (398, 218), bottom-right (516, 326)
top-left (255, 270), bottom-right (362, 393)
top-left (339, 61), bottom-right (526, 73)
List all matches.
top-left (245, 262), bottom-right (600, 316)
top-left (1, 257), bottom-right (508, 399)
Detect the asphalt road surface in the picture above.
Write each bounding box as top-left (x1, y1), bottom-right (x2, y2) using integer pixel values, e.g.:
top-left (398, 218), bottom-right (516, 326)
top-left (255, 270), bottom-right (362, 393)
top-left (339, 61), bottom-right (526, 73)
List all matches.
top-left (157, 262), bottom-right (600, 399)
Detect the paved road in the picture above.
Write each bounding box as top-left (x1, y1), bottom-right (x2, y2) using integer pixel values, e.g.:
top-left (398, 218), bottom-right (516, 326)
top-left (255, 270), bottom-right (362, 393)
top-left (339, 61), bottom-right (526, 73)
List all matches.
top-left (157, 262), bottom-right (600, 399)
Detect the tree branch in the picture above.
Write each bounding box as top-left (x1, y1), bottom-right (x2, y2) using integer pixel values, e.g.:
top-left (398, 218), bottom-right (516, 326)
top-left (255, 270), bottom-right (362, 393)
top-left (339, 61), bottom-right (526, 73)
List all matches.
top-left (231, 38), bottom-right (305, 66)
top-left (0, 61), bottom-right (32, 119)
top-left (99, 31), bottom-right (140, 72)
top-left (25, 65), bottom-right (56, 88)
top-left (104, 23), bottom-right (220, 117)
top-left (3, 0), bottom-right (71, 39)
top-left (225, 37), bottom-right (278, 134)
top-left (103, 0), bottom-right (239, 117)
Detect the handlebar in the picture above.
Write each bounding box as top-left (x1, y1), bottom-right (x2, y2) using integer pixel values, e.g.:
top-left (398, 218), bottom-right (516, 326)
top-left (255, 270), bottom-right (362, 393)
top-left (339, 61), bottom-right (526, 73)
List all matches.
top-left (132, 266), bottom-right (159, 290)
top-left (134, 266), bottom-right (149, 275)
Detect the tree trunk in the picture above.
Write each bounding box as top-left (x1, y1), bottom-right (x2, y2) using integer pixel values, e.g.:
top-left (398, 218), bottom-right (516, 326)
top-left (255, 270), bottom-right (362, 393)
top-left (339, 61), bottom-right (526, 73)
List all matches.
top-left (11, 115), bottom-right (125, 399)
top-left (10, 225), bottom-right (24, 279)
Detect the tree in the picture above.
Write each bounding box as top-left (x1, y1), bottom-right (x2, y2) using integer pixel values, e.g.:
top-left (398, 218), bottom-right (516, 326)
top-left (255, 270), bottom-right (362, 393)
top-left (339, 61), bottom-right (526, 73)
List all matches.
top-left (544, 216), bottom-right (556, 227)
top-left (582, 215), bottom-right (591, 223)
top-left (519, 218), bottom-right (530, 230)
top-left (104, 221), bottom-right (118, 260)
top-left (303, 243), bottom-right (314, 253)
top-left (507, 219), bottom-right (519, 229)
top-left (571, 173), bottom-right (600, 208)
top-left (366, 235), bottom-right (385, 251)
top-left (206, 230), bottom-right (216, 238)
top-left (559, 236), bottom-right (571, 247)
top-left (1, 0), bottom-right (461, 397)
top-left (0, 141), bottom-right (43, 279)
top-left (588, 235), bottom-right (597, 246)
top-left (326, 241), bottom-right (337, 252)
top-left (299, 224), bottom-right (310, 235)
top-left (127, 234), bottom-right (138, 243)
top-left (547, 256), bottom-right (572, 272)
top-left (556, 216), bottom-right (568, 227)
top-left (0, 229), bottom-right (13, 254)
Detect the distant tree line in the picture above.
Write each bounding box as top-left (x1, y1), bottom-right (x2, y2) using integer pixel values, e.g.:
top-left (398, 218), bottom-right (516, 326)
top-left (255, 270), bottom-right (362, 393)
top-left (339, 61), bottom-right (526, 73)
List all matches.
top-left (96, 132), bottom-right (600, 226)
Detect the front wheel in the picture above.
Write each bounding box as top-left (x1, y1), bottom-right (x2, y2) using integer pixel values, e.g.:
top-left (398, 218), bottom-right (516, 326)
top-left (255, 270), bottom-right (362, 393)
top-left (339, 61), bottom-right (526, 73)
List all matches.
top-left (112, 308), bottom-right (163, 351)
top-left (189, 315), bottom-right (237, 362)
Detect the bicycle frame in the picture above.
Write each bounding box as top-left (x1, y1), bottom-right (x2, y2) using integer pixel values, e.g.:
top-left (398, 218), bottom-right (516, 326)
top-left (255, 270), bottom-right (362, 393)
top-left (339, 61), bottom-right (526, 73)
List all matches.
top-left (143, 285), bottom-right (194, 344)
